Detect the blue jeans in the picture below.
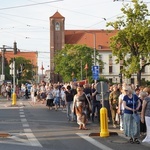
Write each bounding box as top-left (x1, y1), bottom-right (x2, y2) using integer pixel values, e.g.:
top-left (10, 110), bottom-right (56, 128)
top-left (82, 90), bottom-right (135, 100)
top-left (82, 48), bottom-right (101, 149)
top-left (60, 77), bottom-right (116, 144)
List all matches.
top-left (54, 97), bottom-right (60, 105)
top-left (66, 101), bottom-right (73, 120)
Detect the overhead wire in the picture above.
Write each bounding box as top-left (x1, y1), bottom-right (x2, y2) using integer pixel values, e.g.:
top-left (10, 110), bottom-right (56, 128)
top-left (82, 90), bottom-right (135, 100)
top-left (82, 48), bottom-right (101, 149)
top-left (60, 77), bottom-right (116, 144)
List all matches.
top-left (0, 0), bottom-right (63, 10)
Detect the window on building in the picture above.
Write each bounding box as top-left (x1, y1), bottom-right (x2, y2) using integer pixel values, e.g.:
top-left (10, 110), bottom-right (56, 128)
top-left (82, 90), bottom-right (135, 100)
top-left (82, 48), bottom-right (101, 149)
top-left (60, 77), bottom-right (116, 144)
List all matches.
top-left (131, 78), bottom-right (134, 84)
top-left (120, 65), bottom-right (123, 72)
top-left (55, 22), bottom-right (60, 31)
top-left (109, 54), bottom-right (113, 65)
top-left (109, 78), bottom-right (112, 83)
top-left (120, 60), bottom-right (123, 65)
top-left (109, 66), bottom-right (113, 73)
top-left (99, 55), bottom-right (102, 60)
top-left (141, 67), bottom-right (145, 73)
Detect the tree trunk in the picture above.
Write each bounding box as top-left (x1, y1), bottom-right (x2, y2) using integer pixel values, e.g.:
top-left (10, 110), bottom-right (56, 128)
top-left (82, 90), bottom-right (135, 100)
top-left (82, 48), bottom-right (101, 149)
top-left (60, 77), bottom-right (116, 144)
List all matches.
top-left (136, 71), bottom-right (141, 86)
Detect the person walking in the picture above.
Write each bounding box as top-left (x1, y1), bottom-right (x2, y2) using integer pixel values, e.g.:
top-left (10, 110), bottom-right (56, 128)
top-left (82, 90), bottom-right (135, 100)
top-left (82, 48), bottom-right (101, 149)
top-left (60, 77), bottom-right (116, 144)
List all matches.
top-left (40, 84), bottom-right (46, 104)
top-left (83, 83), bottom-right (92, 120)
top-left (53, 84), bottom-right (61, 111)
top-left (109, 84), bottom-right (121, 128)
top-left (65, 85), bottom-right (74, 121)
top-left (123, 86), bottom-right (141, 144)
top-left (46, 86), bottom-right (54, 110)
top-left (91, 83), bottom-right (102, 123)
top-left (6, 83), bottom-right (11, 101)
top-left (118, 86), bottom-right (126, 131)
top-left (60, 86), bottom-right (66, 110)
top-left (72, 86), bottom-right (91, 130)
top-left (141, 87), bottom-right (150, 143)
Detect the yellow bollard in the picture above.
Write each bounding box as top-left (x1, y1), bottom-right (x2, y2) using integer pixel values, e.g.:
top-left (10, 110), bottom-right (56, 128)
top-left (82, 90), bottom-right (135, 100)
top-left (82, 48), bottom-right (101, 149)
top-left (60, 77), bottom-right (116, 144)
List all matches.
top-left (12, 92), bottom-right (17, 105)
top-left (100, 107), bottom-right (109, 137)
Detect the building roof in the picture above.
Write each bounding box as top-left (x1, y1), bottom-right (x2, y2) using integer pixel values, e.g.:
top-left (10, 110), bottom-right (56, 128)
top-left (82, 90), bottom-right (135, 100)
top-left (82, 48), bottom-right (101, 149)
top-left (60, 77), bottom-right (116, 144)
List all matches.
top-left (0, 51), bottom-right (38, 67)
top-left (65, 30), bottom-right (117, 51)
top-left (50, 11), bottom-right (64, 19)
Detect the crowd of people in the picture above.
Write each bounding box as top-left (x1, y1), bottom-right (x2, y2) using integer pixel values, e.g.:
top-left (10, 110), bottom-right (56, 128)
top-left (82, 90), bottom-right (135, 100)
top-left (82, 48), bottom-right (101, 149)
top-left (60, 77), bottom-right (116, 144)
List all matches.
top-left (0, 81), bottom-right (150, 144)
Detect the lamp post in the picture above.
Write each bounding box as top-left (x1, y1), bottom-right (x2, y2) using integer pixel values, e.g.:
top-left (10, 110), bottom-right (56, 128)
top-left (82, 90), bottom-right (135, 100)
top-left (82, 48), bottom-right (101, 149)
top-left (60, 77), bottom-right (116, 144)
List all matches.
top-left (93, 33), bottom-right (96, 66)
top-left (12, 58), bottom-right (16, 105)
top-left (80, 60), bottom-right (83, 80)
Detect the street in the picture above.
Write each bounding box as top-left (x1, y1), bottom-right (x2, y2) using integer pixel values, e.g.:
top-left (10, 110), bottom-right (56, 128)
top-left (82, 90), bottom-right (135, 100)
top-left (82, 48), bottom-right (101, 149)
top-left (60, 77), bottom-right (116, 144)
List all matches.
top-left (0, 98), bottom-right (150, 150)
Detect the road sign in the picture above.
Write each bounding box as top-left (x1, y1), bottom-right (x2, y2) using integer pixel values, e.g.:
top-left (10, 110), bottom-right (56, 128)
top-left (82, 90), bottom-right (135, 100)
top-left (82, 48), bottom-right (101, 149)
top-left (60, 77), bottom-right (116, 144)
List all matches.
top-left (92, 65), bottom-right (99, 80)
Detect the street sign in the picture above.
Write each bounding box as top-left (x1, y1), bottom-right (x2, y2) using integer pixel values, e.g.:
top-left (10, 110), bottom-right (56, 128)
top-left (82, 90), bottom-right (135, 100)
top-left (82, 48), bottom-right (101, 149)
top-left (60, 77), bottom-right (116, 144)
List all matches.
top-left (92, 65), bottom-right (99, 80)
top-left (96, 81), bottom-right (108, 93)
top-left (0, 75), bottom-right (5, 80)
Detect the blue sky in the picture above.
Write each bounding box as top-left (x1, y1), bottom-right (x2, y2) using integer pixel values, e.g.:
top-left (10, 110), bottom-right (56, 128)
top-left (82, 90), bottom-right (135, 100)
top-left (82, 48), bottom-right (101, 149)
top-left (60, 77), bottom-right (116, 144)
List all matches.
top-left (0, 0), bottom-right (149, 74)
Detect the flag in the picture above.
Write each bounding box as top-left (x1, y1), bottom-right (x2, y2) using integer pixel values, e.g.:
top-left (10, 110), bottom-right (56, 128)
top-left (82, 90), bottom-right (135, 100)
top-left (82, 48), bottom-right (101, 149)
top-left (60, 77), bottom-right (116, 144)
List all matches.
top-left (84, 63), bottom-right (88, 70)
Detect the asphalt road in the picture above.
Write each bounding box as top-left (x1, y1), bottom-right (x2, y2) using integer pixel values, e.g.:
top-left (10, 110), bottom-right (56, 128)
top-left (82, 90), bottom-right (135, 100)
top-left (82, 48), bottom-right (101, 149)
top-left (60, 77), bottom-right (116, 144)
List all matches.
top-left (0, 97), bottom-right (150, 150)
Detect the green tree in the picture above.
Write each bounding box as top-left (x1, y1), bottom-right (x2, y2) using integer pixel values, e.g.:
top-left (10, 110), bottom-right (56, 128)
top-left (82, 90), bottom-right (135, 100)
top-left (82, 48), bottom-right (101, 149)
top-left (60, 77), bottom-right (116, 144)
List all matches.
top-left (54, 44), bottom-right (103, 82)
top-left (9, 57), bottom-right (34, 84)
top-left (107, 0), bottom-right (150, 85)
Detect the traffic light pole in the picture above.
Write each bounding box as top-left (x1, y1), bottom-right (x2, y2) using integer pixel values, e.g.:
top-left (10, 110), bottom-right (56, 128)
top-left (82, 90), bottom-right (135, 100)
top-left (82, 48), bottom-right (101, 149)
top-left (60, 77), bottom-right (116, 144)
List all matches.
top-left (12, 58), bottom-right (16, 105)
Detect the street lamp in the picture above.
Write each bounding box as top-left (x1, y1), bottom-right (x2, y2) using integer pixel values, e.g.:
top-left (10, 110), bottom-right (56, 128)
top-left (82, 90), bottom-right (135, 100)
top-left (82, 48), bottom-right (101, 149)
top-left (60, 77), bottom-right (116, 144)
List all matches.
top-left (93, 33), bottom-right (96, 66)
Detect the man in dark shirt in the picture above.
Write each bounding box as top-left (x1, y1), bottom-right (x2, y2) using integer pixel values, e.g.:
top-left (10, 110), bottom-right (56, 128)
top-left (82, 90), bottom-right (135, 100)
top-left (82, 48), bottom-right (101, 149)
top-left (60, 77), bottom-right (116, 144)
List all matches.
top-left (91, 84), bottom-right (102, 123)
top-left (65, 85), bottom-right (74, 121)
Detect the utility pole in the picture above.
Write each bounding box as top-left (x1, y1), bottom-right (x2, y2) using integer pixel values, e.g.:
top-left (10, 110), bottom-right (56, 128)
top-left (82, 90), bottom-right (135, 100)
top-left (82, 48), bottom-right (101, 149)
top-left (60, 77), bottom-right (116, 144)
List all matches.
top-left (1, 45), bottom-right (5, 82)
top-left (12, 58), bottom-right (16, 105)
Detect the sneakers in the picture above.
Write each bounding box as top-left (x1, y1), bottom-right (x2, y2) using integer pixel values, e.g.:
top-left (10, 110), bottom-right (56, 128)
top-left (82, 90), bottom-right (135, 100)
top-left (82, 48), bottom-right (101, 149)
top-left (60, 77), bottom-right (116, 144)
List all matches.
top-left (120, 128), bottom-right (124, 131)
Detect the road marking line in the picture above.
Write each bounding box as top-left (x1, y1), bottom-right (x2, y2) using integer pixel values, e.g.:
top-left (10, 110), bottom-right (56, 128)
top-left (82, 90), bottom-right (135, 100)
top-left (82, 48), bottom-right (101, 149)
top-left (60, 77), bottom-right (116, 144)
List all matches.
top-left (24, 129), bottom-right (32, 133)
top-left (24, 129), bottom-right (42, 147)
top-left (76, 133), bottom-right (114, 150)
top-left (19, 112), bottom-right (24, 114)
top-left (21, 118), bottom-right (27, 122)
top-left (0, 140), bottom-right (31, 146)
top-left (22, 123), bottom-right (29, 127)
top-left (18, 101), bottom-right (42, 147)
top-left (20, 115), bottom-right (25, 117)
top-left (9, 135), bottom-right (30, 143)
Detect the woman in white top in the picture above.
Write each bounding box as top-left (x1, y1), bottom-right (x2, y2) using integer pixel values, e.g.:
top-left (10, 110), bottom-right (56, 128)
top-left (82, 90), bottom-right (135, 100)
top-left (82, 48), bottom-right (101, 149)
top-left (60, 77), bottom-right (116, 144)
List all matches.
top-left (118, 86), bottom-right (126, 131)
top-left (40, 85), bottom-right (46, 104)
top-left (60, 87), bottom-right (66, 110)
top-left (46, 86), bottom-right (54, 110)
top-left (53, 84), bottom-right (61, 111)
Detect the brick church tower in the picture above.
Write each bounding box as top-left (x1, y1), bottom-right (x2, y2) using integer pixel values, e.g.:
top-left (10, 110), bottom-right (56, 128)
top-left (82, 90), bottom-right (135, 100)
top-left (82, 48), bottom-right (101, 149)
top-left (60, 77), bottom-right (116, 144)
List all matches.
top-left (49, 11), bottom-right (65, 83)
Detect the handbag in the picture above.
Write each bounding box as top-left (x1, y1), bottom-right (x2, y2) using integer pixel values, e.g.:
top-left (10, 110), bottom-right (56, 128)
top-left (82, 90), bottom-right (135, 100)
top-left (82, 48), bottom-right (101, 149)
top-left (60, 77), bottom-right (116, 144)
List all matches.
top-left (132, 94), bottom-right (140, 123)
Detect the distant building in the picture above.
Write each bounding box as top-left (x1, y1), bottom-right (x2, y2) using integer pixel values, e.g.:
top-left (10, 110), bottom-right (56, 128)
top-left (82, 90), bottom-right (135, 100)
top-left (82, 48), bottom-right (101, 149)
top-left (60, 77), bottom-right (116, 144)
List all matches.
top-left (49, 11), bottom-right (150, 84)
top-left (0, 42), bottom-right (38, 83)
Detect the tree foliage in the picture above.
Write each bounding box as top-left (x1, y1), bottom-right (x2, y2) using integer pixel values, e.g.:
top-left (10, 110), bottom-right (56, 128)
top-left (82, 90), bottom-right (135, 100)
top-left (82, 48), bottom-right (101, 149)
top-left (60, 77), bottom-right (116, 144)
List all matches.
top-left (107, 0), bottom-right (150, 85)
top-left (54, 44), bottom-right (103, 82)
top-left (9, 57), bottom-right (34, 84)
